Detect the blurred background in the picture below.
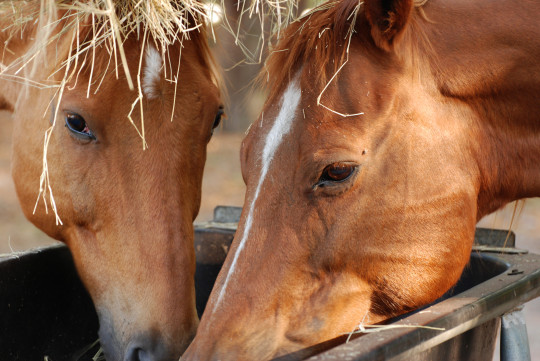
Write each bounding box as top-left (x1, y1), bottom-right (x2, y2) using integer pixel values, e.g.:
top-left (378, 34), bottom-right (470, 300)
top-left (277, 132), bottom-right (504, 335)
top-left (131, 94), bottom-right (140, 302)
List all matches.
top-left (0, 2), bottom-right (538, 359)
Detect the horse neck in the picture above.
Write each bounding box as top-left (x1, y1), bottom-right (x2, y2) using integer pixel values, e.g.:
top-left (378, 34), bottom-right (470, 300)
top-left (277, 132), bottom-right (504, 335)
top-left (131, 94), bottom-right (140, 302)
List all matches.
top-left (415, 0), bottom-right (540, 218)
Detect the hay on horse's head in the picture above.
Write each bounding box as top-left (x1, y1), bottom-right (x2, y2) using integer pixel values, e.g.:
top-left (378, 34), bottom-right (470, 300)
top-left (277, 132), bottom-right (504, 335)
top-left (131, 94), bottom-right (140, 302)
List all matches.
top-left (0, 0), bottom-right (214, 89)
top-left (0, 0), bottom-right (302, 86)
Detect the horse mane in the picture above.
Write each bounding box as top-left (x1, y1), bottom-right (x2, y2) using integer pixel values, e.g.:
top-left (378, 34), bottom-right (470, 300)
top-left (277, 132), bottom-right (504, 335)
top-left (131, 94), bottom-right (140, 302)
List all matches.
top-left (261, 0), bottom-right (429, 102)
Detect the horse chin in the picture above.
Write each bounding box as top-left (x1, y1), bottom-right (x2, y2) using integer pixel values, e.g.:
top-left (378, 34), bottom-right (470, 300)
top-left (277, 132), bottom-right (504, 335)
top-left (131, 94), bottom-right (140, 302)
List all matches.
top-left (96, 309), bottom-right (192, 361)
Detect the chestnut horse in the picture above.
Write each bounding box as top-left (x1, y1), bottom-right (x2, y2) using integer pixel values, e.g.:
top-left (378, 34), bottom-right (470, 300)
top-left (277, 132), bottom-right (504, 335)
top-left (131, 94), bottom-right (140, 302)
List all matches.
top-left (0, 3), bottom-right (222, 361)
top-left (184, 0), bottom-right (540, 359)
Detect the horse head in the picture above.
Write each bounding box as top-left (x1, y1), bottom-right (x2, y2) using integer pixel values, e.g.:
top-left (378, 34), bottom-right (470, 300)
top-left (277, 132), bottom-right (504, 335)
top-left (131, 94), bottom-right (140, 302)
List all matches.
top-left (3, 3), bottom-right (222, 360)
top-left (184, 0), bottom-right (540, 359)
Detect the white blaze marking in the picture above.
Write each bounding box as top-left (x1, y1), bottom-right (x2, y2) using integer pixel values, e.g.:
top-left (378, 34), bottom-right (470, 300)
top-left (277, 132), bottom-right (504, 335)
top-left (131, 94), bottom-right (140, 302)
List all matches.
top-left (213, 80), bottom-right (302, 312)
top-left (142, 44), bottom-right (162, 99)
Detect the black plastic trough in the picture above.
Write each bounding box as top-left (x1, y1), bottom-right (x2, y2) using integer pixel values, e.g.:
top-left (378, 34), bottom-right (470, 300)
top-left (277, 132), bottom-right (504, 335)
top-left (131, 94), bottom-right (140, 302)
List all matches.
top-left (0, 207), bottom-right (538, 360)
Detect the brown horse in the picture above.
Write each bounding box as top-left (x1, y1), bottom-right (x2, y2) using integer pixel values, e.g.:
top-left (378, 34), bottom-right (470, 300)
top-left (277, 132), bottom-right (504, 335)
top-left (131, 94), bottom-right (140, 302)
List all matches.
top-left (0, 2), bottom-right (222, 361)
top-left (184, 0), bottom-right (540, 359)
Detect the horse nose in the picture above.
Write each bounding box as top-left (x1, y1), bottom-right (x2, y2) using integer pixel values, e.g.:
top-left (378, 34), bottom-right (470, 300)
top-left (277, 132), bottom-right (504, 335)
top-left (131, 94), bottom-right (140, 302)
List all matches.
top-left (125, 346), bottom-right (149, 361)
top-left (125, 347), bottom-right (154, 361)
top-left (97, 311), bottom-right (195, 361)
top-left (124, 340), bottom-right (177, 361)
top-left (98, 330), bottom-right (184, 361)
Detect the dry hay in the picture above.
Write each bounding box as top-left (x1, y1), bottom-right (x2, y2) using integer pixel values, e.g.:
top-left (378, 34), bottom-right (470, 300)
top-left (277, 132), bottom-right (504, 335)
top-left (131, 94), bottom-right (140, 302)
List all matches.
top-left (216, 0), bottom-right (301, 64)
top-left (344, 311), bottom-right (445, 343)
top-left (0, 0), bottom-right (300, 224)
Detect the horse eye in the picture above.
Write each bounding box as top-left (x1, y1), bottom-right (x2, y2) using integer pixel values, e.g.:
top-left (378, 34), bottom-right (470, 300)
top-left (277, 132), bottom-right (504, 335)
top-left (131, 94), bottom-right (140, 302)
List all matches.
top-left (212, 107), bottom-right (224, 130)
top-left (65, 113), bottom-right (96, 140)
top-left (319, 163), bottom-right (356, 184)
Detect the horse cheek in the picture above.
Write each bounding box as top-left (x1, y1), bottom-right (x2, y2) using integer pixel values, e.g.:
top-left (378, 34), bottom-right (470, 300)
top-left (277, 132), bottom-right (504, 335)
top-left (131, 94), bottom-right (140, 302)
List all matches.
top-left (11, 96), bottom-right (65, 239)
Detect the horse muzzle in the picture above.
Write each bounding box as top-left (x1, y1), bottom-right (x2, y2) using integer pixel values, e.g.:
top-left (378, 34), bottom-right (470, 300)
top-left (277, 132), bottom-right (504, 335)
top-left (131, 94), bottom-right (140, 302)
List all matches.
top-left (97, 310), bottom-right (195, 361)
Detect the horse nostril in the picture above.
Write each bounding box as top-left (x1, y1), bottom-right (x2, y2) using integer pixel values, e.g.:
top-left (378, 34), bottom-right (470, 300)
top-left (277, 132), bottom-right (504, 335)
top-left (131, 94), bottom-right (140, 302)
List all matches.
top-left (124, 341), bottom-right (177, 361)
top-left (125, 346), bottom-right (151, 361)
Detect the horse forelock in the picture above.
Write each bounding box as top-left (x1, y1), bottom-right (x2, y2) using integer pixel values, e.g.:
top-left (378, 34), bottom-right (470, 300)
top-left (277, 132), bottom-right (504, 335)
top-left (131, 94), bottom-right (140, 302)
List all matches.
top-left (260, 0), bottom-right (354, 102)
top-left (261, 0), bottom-right (429, 103)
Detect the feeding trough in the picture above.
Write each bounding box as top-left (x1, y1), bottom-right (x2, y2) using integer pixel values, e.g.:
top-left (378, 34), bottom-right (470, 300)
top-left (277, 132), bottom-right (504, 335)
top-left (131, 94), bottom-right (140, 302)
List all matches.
top-left (0, 206), bottom-right (538, 360)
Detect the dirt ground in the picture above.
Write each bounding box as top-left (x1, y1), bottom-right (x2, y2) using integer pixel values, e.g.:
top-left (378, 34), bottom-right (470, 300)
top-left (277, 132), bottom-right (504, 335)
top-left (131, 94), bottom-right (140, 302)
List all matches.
top-left (1, 109), bottom-right (538, 358)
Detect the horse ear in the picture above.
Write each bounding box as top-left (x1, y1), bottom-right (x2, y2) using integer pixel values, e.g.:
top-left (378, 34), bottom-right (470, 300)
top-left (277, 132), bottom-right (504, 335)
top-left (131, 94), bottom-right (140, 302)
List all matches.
top-left (364, 0), bottom-right (414, 51)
